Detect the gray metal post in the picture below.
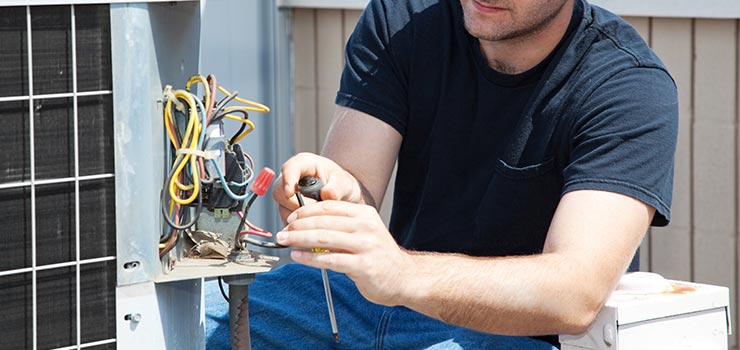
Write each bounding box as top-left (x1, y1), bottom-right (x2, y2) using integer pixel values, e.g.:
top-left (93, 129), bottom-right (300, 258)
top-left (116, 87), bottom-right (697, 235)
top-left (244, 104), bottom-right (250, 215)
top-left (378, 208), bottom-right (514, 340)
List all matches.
top-left (224, 274), bottom-right (256, 350)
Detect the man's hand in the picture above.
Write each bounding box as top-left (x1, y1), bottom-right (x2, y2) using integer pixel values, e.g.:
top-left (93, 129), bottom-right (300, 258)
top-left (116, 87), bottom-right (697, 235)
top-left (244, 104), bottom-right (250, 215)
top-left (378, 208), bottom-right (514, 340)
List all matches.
top-left (276, 200), bottom-right (413, 306)
top-left (272, 153), bottom-right (364, 223)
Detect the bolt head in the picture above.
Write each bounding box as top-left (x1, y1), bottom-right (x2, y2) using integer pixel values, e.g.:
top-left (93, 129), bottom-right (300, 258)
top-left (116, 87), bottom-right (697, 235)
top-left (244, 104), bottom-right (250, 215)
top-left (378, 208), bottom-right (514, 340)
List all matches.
top-left (602, 323), bottom-right (615, 346)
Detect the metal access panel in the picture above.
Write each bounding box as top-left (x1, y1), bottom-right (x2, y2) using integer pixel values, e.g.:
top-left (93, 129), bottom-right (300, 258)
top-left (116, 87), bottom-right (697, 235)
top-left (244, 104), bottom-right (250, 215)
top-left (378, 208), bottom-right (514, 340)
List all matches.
top-left (112, 0), bottom-right (291, 287)
top-left (112, 0), bottom-right (294, 348)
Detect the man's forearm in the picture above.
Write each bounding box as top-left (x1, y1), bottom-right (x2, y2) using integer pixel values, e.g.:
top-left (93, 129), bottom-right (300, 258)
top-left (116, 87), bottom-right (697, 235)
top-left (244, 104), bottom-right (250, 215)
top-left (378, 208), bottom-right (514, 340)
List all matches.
top-left (395, 251), bottom-right (617, 336)
top-left (282, 191), bottom-right (649, 337)
top-left (354, 175), bottom-right (378, 209)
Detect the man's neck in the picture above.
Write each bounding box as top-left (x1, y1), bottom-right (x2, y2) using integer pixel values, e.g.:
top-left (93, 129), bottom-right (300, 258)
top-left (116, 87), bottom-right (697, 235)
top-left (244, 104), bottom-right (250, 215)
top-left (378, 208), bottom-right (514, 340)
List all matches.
top-left (479, 0), bottom-right (575, 75)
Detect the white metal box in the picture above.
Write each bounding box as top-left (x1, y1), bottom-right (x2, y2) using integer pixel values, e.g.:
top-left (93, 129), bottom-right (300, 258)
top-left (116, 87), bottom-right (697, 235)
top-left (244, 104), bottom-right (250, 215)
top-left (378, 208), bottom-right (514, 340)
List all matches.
top-left (560, 273), bottom-right (731, 350)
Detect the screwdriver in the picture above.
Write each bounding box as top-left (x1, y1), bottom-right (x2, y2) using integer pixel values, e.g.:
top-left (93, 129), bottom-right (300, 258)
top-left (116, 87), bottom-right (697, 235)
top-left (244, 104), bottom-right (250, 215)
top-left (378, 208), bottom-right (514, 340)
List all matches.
top-left (296, 176), bottom-right (340, 343)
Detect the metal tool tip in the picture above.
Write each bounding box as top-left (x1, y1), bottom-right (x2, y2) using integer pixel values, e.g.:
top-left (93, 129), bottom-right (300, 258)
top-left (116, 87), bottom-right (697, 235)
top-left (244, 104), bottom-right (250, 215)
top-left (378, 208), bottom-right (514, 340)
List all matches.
top-left (333, 333), bottom-right (340, 343)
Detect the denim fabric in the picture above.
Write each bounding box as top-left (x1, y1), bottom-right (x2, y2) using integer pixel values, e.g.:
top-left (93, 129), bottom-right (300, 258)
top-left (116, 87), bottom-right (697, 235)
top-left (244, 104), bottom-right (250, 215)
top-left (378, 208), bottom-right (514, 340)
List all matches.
top-left (243, 264), bottom-right (558, 350)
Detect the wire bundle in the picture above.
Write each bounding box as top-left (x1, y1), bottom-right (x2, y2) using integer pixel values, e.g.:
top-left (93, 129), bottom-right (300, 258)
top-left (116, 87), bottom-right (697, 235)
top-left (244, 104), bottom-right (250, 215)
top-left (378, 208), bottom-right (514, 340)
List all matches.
top-left (159, 74), bottom-right (270, 258)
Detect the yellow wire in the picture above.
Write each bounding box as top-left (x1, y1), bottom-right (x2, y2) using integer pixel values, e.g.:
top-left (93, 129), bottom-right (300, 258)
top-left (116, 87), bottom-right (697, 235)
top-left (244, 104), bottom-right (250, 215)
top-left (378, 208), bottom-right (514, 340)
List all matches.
top-left (217, 86), bottom-right (270, 113)
top-left (162, 74), bottom-right (271, 209)
top-left (164, 99), bottom-right (179, 148)
top-left (186, 74), bottom-right (211, 116)
top-left (173, 90), bottom-right (199, 193)
top-left (234, 120), bottom-right (256, 143)
top-left (165, 89), bottom-right (201, 205)
top-left (223, 113), bottom-right (253, 123)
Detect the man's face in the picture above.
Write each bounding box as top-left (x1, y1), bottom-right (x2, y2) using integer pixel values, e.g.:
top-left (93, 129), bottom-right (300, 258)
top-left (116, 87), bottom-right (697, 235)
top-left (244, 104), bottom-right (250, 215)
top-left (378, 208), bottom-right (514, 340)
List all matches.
top-left (460, 0), bottom-right (570, 42)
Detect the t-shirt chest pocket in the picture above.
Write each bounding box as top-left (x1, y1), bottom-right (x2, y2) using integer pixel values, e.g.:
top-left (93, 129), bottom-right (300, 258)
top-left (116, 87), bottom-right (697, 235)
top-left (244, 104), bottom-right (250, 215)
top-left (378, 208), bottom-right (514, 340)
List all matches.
top-left (473, 157), bottom-right (562, 256)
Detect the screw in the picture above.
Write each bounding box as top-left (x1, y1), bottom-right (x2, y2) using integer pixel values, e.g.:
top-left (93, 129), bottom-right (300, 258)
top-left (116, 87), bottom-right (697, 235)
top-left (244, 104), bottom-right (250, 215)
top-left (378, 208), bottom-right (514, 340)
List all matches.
top-left (124, 313), bottom-right (142, 323)
top-left (602, 323), bottom-right (615, 347)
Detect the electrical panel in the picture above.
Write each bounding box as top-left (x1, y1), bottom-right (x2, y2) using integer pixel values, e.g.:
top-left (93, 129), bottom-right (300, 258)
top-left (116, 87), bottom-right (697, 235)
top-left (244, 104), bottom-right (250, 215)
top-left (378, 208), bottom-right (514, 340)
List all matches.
top-left (156, 75), bottom-right (282, 278)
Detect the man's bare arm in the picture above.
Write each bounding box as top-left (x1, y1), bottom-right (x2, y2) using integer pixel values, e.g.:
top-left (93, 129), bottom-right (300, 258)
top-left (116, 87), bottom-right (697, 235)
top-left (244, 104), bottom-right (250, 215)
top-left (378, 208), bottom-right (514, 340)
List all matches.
top-left (321, 105), bottom-right (401, 209)
top-left (280, 189), bottom-right (652, 336)
top-left (273, 105), bottom-right (400, 220)
top-left (398, 190), bottom-right (653, 335)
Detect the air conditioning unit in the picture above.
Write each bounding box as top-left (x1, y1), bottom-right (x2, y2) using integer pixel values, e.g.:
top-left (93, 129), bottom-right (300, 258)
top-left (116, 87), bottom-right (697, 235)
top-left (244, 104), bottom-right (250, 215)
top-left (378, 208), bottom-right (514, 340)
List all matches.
top-left (0, 1), bottom-right (293, 349)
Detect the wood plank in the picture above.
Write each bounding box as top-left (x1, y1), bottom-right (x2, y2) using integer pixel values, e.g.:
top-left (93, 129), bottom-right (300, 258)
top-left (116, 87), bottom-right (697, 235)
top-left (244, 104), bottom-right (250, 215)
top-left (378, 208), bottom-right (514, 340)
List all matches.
top-left (317, 88), bottom-right (338, 152)
top-left (315, 9), bottom-right (344, 149)
top-left (379, 163), bottom-right (397, 225)
top-left (693, 18), bottom-right (737, 345)
top-left (293, 87), bottom-right (319, 152)
top-left (341, 9), bottom-right (362, 66)
top-left (292, 9), bottom-right (316, 89)
top-left (342, 10), bottom-right (362, 46)
top-left (587, 0), bottom-right (740, 20)
top-left (622, 16), bottom-right (650, 43)
top-left (649, 18), bottom-right (693, 281)
top-left (291, 9), bottom-right (319, 153)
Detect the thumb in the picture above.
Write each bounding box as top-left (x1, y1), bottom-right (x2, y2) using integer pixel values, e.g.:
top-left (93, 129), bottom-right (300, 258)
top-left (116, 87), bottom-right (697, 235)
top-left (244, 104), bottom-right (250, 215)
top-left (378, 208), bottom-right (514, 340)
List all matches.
top-left (320, 185), bottom-right (342, 201)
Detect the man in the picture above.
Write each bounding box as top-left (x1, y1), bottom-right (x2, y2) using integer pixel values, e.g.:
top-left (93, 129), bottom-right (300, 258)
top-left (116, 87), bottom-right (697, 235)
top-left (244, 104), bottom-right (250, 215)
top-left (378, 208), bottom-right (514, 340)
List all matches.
top-left (249, 0), bottom-right (677, 348)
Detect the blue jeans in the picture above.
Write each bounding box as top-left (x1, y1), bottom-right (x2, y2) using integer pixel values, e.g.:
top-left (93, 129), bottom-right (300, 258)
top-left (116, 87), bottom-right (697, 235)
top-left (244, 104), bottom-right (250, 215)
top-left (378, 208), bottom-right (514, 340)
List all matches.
top-left (232, 263), bottom-right (558, 350)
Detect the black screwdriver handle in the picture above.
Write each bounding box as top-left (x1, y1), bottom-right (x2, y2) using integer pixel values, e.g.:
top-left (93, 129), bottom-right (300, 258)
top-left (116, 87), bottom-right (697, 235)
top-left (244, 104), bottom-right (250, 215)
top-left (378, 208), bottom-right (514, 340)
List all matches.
top-left (298, 176), bottom-right (324, 201)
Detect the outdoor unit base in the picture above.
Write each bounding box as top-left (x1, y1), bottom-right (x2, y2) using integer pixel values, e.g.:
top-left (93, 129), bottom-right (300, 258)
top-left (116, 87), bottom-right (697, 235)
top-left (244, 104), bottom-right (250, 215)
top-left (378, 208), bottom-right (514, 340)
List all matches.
top-left (560, 273), bottom-right (731, 350)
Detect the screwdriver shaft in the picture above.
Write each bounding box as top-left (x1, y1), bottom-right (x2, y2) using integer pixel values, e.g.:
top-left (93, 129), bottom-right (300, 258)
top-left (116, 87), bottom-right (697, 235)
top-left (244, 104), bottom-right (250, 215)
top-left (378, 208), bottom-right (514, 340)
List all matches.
top-left (320, 268), bottom-right (340, 342)
top-left (295, 192), bottom-right (340, 343)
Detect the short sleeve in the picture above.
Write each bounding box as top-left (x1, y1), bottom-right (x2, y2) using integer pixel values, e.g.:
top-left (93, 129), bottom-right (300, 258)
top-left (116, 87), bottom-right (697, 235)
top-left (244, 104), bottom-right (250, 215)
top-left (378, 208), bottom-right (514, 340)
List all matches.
top-left (335, 0), bottom-right (410, 135)
top-left (562, 67), bottom-right (678, 226)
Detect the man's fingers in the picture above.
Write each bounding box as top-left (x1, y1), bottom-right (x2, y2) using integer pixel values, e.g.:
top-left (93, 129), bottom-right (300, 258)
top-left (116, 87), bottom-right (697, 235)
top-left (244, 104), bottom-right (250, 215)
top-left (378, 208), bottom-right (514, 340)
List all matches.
top-left (287, 200), bottom-right (375, 223)
top-left (278, 205), bottom-right (292, 224)
top-left (320, 185), bottom-right (342, 201)
top-left (290, 250), bottom-right (357, 273)
top-left (276, 229), bottom-right (365, 252)
top-left (279, 153), bottom-right (322, 195)
top-left (286, 215), bottom-right (364, 233)
top-left (280, 165), bottom-right (312, 196)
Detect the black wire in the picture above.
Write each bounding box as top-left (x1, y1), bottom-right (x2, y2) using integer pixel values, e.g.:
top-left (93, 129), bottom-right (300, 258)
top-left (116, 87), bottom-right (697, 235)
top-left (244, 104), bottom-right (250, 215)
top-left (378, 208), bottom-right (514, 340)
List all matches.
top-left (160, 166), bottom-right (203, 231)
top-left (212, 107), bottom-right (247, 125)
top-left (171, 98), bottom-right (190, 145)
top-left (218, 276), bottom-right (229, 302)
top-left (160, 191), bottom-right (202, 230)
top-left (215, 92), bottom-right (238, 113)
top-left (210, 93), bottom-right (238, 124)
top-left (227, 110), bottom-right (249, 145)
top-left (234, 193), bottom-right (258, 242)
top-left (234, 193), bottom-right (288, 249)
top-left (242, 236), bottom-right (287, 249)
top-left (160, 95), bottom-right (205, 233)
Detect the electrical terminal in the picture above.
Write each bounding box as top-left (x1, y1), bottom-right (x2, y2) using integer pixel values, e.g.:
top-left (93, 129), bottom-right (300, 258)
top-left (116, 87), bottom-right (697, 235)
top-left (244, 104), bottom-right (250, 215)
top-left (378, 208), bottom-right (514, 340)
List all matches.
top-left (213, 208), bottom-right (230, 219)
top-left (158, 74), bottom-right (284, 268)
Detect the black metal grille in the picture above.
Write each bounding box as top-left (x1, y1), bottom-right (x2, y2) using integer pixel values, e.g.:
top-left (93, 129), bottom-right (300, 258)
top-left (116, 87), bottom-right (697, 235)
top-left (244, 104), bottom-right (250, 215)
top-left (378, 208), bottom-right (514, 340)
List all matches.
top-left (0, 5), bottom-right (116, 350)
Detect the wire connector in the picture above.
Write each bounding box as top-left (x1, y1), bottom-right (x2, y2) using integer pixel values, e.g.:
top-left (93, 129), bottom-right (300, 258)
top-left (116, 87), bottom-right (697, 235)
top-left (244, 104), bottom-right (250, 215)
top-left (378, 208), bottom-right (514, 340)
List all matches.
top-left (250, 168), bottom-right (275, 197)
top-left (162, 85), bottom-right (186, 113)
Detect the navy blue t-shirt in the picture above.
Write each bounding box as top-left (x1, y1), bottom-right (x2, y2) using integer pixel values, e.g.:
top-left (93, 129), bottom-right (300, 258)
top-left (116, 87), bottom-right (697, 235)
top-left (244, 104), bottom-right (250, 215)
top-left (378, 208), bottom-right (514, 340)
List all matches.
top-left (336, 0), bottom-right (678, 258)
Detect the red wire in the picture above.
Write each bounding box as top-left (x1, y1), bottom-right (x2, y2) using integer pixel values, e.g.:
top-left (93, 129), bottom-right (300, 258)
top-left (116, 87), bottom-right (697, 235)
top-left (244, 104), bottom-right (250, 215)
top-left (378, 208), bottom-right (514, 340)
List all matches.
top-left (236, 211), bottom-right (268, 232)
top-left (239, 230), bottom-right (272, 238)
top-left (235, 211), bottom-right (272, 237)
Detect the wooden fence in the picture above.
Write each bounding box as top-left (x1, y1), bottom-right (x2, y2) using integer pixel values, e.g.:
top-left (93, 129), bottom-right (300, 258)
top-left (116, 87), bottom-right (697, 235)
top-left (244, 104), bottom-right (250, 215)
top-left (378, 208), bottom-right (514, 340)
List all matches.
top-left (289, 8), bottom-right (739, 346)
